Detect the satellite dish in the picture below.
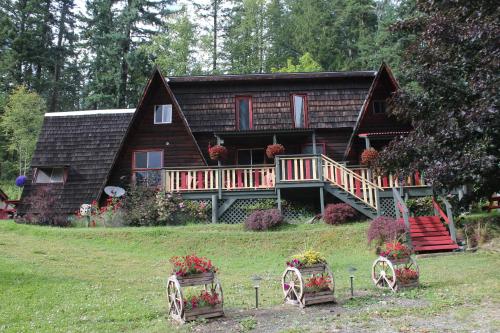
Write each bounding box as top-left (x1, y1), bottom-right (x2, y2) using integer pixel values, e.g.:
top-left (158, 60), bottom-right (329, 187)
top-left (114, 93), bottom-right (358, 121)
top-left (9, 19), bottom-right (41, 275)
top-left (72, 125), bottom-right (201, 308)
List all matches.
top-left (104, 186), bottom-right (126, 198)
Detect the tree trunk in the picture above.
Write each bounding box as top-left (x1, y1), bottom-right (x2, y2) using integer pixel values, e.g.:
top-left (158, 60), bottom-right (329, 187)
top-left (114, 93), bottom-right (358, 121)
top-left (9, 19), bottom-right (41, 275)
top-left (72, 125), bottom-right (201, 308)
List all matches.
top-left (49, 0), bottom-right (69, 113)
top-left (212, 0), bottom-right (218, 72)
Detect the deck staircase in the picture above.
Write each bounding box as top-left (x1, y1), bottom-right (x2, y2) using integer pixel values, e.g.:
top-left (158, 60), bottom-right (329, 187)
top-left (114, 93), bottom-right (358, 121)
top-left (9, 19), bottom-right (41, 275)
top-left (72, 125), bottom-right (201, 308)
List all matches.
top-left (320, 155), bottom-right (381, 219)
top-left (393, 188), bottom-right (459, 253)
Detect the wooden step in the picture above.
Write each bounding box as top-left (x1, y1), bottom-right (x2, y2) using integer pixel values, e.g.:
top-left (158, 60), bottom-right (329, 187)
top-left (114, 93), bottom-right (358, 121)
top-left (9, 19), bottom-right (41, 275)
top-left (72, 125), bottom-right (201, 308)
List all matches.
top-left (414, 244), bottom-right (459, 251)
top-left (411, 235), bottom-right (455, 242)
top-left (411, 227), bottom-right (447, 233)
top-left (412, 239), bottom-right (456, 246)
top-left (411, 231), bottom-right (450, 237)
top-left (410, 223), bottom-right (446, 228)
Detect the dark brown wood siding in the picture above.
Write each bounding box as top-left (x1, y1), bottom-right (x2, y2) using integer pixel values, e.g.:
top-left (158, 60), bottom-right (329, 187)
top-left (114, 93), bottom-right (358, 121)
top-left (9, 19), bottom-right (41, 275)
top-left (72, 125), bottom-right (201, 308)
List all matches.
top-left (170, 77), bottom-right (373, 132)
top-left (108, 75), bottom-right (205, 187)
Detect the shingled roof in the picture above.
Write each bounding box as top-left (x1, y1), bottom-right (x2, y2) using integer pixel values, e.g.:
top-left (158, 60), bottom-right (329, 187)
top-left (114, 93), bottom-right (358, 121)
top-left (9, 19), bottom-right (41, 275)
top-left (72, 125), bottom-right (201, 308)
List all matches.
top-left (18, 110), bottom-right (134, 215)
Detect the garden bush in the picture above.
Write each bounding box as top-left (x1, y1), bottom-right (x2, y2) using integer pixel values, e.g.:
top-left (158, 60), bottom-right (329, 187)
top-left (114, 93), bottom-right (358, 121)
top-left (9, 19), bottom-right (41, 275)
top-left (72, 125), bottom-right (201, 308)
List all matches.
top-left (244, 209), bottom-right (283, 231)
top-left (406, 196), bottom-right (435, 216)
top-left (323, 203), bottom-right (357, 225)
top-left (367, 216), bottom-right (407, 248)
top-left (456, 213), bottom-right (500, 248)
top-left (17, 186), bottom-right (69, 227)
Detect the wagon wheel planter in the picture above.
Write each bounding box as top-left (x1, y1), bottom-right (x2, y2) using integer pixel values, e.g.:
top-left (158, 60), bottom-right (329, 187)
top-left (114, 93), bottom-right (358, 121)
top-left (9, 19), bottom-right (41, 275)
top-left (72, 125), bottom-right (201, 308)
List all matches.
top-left (167, 255), bottom-right (223, 323)
top-left (282, 251), bottom-right (335, 308)
top-left (371, 255), bottom-right (419, 292)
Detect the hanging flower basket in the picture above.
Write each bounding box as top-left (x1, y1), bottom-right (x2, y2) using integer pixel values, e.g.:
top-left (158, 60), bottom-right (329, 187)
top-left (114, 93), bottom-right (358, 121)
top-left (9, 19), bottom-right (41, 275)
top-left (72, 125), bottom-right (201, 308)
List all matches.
top-left (208, 145), bottom-right (228, 161)
top-left (360, 147), bottom-right (379, 166)
top-left (266, 144), bottom-right (285, 159)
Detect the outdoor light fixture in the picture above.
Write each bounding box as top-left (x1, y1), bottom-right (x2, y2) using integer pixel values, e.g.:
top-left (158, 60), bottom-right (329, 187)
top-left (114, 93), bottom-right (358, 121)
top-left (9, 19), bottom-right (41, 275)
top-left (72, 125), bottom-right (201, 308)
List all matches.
top-left (251, 275), bottom-right (262, 308)
top-left (348, 266), bottom-right (357, 298)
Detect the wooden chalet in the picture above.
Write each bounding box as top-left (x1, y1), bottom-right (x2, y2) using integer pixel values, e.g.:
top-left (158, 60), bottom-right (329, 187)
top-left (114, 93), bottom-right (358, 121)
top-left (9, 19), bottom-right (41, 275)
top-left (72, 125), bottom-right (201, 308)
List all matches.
top-left (19, 64), bottom-right (432, 223)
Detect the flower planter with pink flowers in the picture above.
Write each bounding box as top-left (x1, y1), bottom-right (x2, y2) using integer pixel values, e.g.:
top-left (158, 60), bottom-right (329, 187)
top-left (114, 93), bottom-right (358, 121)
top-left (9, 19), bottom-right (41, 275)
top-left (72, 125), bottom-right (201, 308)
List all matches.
top-left (167, 255), bottom-right (223, 323)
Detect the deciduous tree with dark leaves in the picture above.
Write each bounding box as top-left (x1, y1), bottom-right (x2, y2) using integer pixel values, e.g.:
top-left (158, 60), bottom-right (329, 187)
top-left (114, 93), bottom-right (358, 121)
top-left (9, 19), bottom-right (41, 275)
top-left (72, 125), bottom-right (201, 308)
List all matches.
top-left (377, 0), bottom-right (499, 204)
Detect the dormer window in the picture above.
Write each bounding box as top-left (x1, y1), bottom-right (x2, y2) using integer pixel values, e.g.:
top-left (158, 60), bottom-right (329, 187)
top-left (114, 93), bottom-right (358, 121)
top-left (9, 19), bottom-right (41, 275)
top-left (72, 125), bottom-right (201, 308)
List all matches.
top-left (373, 100), bottom-right (387, 114)
top-left (34, 167), bottom-right (66, 183)
top-left (292, 94), bottom-right (308, 128)
top-left (154, 104), bottom-right (172, 124)
top-left (236, 96), bottom-right (252, 130)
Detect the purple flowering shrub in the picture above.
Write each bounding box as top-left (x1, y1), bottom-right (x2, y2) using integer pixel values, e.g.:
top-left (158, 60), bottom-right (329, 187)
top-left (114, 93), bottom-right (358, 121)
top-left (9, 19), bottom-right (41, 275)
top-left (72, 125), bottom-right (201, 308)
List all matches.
top-left (323, 203), bottom-right (357, 225)
top-left (245, 209), bottom-right (284, 231)
top-left (367, 216), bottom-right (407, 247)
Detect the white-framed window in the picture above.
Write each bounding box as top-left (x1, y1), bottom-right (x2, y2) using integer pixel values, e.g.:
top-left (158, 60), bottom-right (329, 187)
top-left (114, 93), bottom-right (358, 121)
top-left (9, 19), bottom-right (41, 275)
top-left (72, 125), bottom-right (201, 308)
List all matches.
top-left (154, 104), bottom-right (173, 124)
top-left (34, 167), bottom-right (65, 183)
top-left (373, 100), bottom-right (387, 114)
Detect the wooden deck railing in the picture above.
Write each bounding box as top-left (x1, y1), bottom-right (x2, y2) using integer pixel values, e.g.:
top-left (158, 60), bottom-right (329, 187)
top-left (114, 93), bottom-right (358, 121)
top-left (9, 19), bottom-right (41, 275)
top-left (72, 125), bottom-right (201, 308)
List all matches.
top-left (164, 165), bottom-right (275, 192)
top-left (321, 155), bottom-right (382, 209)
top-left (349, 167), bottom-right (426, 188)
top-left (276, 155), bottom-right (320, 182)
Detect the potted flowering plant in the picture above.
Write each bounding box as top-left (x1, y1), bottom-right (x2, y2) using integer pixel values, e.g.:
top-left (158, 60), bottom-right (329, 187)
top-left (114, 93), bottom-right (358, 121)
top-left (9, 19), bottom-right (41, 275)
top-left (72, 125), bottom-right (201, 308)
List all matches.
top-left (266, 144), bottom-right (285, 159)
top-left (184, 290), bottom-right (222, 310)
top-left (287, 249), bottom-right (326, 269)
top-left (304, 274), bottom-right (332, 293)
top-left (380, 242), bottom-right (412, 263)
top-left (360, 147), bottom-right (379, 166)
top-left (395, 267), bottom-right (419, 288)
top-left (208, 144), bottom-right (228, 161)
top-left (170, 254), bottom-right (217, 278)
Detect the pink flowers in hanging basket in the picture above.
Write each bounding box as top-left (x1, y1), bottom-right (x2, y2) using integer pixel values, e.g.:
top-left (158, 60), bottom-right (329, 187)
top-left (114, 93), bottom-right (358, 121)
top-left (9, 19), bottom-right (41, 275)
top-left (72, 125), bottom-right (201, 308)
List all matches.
top-left (360, 147), bottom-right (379, 166)
top-left (208, 145), bottom-right (228, 161)
top-left (266, 144), bottom-right (285, 159)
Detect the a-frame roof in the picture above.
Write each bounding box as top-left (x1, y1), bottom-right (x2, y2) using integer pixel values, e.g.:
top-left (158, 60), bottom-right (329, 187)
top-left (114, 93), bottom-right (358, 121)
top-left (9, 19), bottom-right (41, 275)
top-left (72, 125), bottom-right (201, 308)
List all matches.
top-left (342, 63), bottom-right (400, 160)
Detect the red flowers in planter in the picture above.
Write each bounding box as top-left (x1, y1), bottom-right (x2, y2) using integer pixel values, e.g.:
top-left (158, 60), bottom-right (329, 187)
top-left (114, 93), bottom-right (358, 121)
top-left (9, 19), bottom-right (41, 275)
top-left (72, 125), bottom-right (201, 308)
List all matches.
top-left (360, 147), bottom-right (379, 166)
top-left (395, 267), bottom-right (419, 284)
top-left (304, 274), bottom-right (331, 292)
top-left (169, 254), bottom-right (217, 277)
top-left (266, 144), bottom-right (285, 159)
top-left (208, 144), bottom-right (228, 161)
top-left (184, 290), bottom-right (221, 310)
top-left (380, 242), bottom-right (412, 259)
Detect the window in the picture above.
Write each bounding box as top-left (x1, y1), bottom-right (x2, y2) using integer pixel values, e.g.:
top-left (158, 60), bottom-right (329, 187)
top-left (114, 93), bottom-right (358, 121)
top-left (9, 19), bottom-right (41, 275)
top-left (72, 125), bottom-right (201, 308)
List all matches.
top-left (237, 149), bottom-right (265, 165)
top-left (34, 167), bottom-right (65, 183)
top-left (236, 96), bottom-right (252, 130)
top-left (154, 104), bottom-right (173, 124)
top-left (301, 143), bottom-right (325, 155)
top-left (373, 100), bottom-right (387, 114)
top-left (132, 150), bottom-right (163, 186)
top-left (292, 94), bottom-right (308, 128)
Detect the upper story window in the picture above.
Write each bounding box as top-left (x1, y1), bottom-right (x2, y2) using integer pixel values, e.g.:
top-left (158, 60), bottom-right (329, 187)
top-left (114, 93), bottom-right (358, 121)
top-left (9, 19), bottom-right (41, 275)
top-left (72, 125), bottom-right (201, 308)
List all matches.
top-left (373, 100), bottom-right (387, 114)
top-left (34, 167), bottom-right (65, 183)
top-left (292, 94), bottom-right (308, 128)
top-left (132, 150), bottom-right (163, 186)
top-left (236, 96), bottom-right (252, 130)
top-left (154, 104), bottom-right (172, 124)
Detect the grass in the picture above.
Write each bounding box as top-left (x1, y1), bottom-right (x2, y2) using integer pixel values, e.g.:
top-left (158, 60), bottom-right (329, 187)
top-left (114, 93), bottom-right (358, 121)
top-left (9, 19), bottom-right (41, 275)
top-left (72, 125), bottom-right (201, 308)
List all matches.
top-left (0, 220), bottom-right (499, 332)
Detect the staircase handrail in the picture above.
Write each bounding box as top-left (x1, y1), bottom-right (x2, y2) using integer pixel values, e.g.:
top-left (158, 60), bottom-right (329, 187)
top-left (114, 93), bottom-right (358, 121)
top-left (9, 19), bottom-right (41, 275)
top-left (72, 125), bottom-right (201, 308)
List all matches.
top-left (434, 196), bottom-right (457, 243)
top-left (320, 155), bottom-right (383, 190)
top-left (392, 188), bottom-right (412, 247)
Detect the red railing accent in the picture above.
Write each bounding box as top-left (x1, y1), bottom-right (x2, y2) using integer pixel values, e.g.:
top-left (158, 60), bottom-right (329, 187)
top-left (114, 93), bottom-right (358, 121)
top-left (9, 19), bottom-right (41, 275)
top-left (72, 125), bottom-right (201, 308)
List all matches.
top-left (432, 197), bottom-right (449, 224)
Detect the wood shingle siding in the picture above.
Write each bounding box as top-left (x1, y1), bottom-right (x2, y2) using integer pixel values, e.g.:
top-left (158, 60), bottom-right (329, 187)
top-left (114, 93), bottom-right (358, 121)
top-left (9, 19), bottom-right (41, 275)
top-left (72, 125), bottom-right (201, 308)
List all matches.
top-left (170, 78), bottom-right (373, 132)
top-left (18, 112), bottom-right (134, 215)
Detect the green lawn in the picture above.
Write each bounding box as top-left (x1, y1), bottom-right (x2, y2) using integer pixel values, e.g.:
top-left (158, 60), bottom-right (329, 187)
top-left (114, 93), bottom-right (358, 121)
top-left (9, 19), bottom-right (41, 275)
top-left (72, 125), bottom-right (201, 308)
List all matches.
top-left (0, 220), bottom-right (498, 332)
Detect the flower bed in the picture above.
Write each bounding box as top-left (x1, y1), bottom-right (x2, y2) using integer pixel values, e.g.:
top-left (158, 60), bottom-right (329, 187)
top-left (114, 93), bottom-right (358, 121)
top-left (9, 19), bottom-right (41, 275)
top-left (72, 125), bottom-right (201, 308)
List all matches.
top-left (395, 267), bottom-right (419, 288)
top-left (183, 290), bottom-right (223, 321)
top-left (170, 254), bottom-right (217, 277)
top-left (380, 242), bottom-right (412, 262)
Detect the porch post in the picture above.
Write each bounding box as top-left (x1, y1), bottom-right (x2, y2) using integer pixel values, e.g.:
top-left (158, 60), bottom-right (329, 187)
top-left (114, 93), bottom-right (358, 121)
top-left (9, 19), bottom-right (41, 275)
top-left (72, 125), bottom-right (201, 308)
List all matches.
top-left (273, 134), bottom-right (277, 144)
top-left (312, 131), bottom-right (317, 154)
top-left (277, 188), bottom-right (282, 212)
top-left (211, 194), bottom-right (218, 223)
top-left (364, 136), bottom-right (371, 149)
top-left (319, 187), bottom-right (325, 216)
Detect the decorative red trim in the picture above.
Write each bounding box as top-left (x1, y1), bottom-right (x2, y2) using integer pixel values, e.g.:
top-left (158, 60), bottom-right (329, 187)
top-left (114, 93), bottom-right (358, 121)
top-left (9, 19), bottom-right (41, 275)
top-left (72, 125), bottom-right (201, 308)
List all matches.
top-left (235, 96), bottom-right (253, 130)
top-left (290, 93), bottom-right (309, 128)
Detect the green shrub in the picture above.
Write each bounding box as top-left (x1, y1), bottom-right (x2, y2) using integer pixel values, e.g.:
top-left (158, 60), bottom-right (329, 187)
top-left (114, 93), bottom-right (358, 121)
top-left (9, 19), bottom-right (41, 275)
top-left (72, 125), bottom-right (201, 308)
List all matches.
top-left (406, 196), bottom-right (435, 216)
top-left (456, 213), bottom-right (500, 248)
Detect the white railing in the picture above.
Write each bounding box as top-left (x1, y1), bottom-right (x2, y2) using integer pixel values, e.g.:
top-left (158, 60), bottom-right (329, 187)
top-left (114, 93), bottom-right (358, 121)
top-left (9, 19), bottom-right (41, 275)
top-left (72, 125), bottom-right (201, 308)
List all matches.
top-left (164, 166), bottom-right (275, 192)
top-left (349, 167), bottom-right (427, 188)
top-left (321, 155), bottom-right (383, 209)
top-left (277, 155), bottom-right (319, 182)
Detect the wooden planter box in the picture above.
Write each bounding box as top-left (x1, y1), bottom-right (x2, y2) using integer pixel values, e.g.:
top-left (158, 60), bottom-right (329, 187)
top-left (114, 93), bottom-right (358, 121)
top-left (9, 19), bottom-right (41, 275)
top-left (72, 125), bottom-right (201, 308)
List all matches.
top-left (303, 289), bottom-right (335, 306)
top-left (183, 304), bottom-right (224, 322)
top-left (176, 272), bottom-right (215, 287)
top-left (386, 257), bottom-right (411, 265)
top-left (397, 279), bottom-right (419, 289)
top-left (298, 263), bottom-right (326, 275)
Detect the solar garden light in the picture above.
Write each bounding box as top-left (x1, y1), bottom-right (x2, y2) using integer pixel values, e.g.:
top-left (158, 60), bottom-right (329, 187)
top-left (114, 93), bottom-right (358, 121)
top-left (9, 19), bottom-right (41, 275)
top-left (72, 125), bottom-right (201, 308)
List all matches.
top-left (251, 275), bottom-right (262, 308)
top-left (348, 266), bottom-right (357, 298)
